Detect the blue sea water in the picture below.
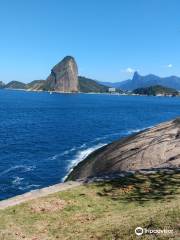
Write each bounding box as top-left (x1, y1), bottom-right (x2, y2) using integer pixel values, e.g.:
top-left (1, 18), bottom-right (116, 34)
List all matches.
top-left (0, 90), bottom-right (180, 200)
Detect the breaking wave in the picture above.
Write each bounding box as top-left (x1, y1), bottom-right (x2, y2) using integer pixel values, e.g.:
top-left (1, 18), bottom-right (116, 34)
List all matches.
top-left (48, 143), bottom-right (87, 161)
top-left (62, 143), bottom-right (107, 182)
top-left (88, 125), bottom-right (153, 144)
top-left (12, 176), bottom-right (24, 186)
top-left (61, 125), bottom-right (153, 182)
top-left (18, 184), bottom-right (41, 191)
top-left (126, 125), bottom-right (153, 135)
top-left (0, 165), bottom-right (35, 177)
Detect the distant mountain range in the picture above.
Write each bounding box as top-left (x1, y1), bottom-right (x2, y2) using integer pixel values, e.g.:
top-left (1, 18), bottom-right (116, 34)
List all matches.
top-left (98, 80), bottom-right (131, 89)
top-left (2, 58), bottom-right (180, 93)
top-left (99, 72), bottom-right (180, 91)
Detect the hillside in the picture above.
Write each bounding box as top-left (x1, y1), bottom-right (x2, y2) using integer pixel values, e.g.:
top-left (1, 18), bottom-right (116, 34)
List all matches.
top-left (0, 171), bottom-right (179, 240)
top-left (79, 76), bottom-right (109, 93)
top-left (133, 85), bottom-right (179, 96)
top-left (5, 81), bottom-right (27, 89)
top-left (27, 80), bottom-right (46, 90)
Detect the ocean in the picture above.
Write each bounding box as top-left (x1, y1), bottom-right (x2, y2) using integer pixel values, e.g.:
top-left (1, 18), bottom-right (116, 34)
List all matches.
top-left (0, 90), bottom-right (180, 200)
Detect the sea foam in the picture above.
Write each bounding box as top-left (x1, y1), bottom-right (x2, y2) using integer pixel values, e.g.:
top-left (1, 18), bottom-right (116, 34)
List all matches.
top-left (0, 165), bottom-right (35, 177)
top-left (62, 143), bottom-right (107, 182)
top-left (12, 176), bottom-right (24, 186)
top-left (61, 125), bottom-right (153, 182)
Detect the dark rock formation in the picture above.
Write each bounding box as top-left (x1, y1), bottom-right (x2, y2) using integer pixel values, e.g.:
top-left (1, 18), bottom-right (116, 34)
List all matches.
top-left (46, 56), bottom-right (79, 92)
top-left (67, 118), bottom-right (180, 180)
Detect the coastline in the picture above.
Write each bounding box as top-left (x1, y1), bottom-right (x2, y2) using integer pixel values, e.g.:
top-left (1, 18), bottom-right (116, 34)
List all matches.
top-left (67, 118), bottom-right (180, 181)
top-left (1, 88), bottom-right (179, 97)
top-left (0, 181), bottom-right (82, 210)
top-left (1, 167), bottom-right (179, 210)
top-left (0, 127), bottom-right (150, 205)
top-left (0, 128), bottom-right (148, 207)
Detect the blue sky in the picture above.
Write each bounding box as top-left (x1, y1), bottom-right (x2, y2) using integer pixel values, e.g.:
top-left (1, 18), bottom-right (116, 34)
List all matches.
top-left (0, 0), bottom-right (180, 83)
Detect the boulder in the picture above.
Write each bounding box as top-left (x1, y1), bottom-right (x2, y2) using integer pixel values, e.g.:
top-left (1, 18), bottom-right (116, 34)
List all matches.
top-left (67, 118), bottom-right (180, 180)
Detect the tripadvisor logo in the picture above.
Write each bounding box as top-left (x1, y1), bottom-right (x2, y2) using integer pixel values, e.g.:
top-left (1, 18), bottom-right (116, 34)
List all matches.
top-left (135, 226), bottom-right (174, 236)
top-left (135, 227), bottom-right (143, 236)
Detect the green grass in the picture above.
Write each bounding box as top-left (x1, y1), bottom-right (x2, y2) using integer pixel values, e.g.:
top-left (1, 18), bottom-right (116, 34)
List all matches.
top-left (0, 171), bottom-right (179, 240)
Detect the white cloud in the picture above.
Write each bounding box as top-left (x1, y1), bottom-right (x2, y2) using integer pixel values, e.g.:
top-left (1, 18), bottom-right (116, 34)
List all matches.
top-left (167, 64), bottom-right (173, 68)
top-left (126, 67), bottom-right (135, 73)
top-left (125, 67), bottom-right (135, 73)
top-left (121, 67), bottom-right (139, 74)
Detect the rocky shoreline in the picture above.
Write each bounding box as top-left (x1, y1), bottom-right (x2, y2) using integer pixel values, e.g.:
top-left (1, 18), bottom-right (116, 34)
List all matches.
top-left (67, 118), bottom-right (180, 180)
top-left (1, 118), bottom-right (179, 209)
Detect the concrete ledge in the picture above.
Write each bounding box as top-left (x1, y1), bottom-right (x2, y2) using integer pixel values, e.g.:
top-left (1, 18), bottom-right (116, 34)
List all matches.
top-left (0, 181), bottom-right (82, 210)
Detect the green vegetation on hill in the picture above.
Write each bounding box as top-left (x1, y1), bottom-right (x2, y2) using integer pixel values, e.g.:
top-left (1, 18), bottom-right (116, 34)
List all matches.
top-left (78, 76), bottom-right (109, 93)
top-left (27, 80), bottom-right (45, 89)
top-left (0, 171), bottom-right (179, 240)
top-left (2, 77), bottom-right (110, 93)
top-left (133, 85), bottom-right (179, 96)
top-left (5, 81), bottom-right (27, 89)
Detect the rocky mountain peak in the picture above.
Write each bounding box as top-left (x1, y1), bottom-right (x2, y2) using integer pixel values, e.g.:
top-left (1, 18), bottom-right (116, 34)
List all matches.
top-left (46, 56), bottom-right (79, 92)
top-left (52, 56), bottom-right (75, 71)
top-left (132, 71), bottom-right (140, 81)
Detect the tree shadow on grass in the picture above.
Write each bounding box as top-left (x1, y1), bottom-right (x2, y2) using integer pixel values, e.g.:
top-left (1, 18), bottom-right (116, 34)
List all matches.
top-left (95, 170), bottom-right (180, 204)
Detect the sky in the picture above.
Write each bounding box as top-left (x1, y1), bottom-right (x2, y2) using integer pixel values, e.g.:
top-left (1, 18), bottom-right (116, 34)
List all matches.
top-left (0, 0), bottom-right (180, 83)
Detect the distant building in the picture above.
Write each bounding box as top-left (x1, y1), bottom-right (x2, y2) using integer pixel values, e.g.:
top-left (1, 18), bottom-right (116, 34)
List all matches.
top-left (108, 87), bottom-right (116, 93)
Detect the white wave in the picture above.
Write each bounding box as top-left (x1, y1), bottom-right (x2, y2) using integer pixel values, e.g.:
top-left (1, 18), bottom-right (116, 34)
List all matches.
top-left (91, 132), bottom-right (121, 143)
top-left (48, 149), bottom-right (76, 160)
top-left (48, 144), bottom-right (87, 160)
top-left (62, 143), bottom-right (107, 182)
top-left (90, 129), bottom-right (148, 144)
top-left (91, 136), bottom-right (107, 142)
top-left (59, 147), bottom-right (76, 156)
top-left (61, 125), bottom-right (154, 182)
top-left (78, 143), bottom-right (87, 149)
top-left (18, 184), bottom-right (41, 191)
top-left (92, 126), bottom-right (154, 143)
top-left (0, 165), bottom-right (35, 177)
top-left (47, 154), bottom-right (61, 161)
top-left (23, 165), bottom-right (35, 172)
top-left (61, 148), bottom-right (75, 156)
top-left (126, 125), bottom-right (153, 135)
top-left (12, 176), bottom-right (24, 186)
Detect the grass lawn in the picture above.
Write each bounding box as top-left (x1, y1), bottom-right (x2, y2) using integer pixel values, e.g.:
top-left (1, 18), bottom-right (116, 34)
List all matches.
top-left (0, 171), bottom-right (179, 240)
